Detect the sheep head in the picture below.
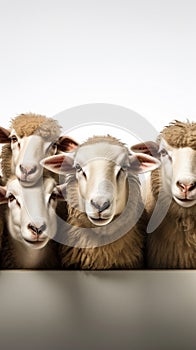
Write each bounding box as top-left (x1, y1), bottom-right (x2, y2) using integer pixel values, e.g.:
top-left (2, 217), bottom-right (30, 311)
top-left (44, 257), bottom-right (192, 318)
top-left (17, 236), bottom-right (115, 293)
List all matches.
top-left (0, 113), bottom-right (78, 186)
top-left (131, 120), bottom-right (196, 208)
top-left (0, 177), bottom-right (64, 249)
top-left (41, 137), bottom-right (160, 226)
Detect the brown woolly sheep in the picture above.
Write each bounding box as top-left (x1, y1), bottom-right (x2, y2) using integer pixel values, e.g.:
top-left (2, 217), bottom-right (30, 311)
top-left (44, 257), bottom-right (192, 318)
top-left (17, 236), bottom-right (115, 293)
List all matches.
top-left (131, 120), bottom-right (196, 269)
top-left (41, 135), bottom-right (160, 269)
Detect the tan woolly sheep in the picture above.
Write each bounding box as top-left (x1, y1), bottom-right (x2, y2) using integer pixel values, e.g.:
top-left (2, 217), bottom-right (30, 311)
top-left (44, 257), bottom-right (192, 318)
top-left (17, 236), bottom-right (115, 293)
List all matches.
top-left (131, 120), bottom-right (196, 269)
top-left (41, 135), bottom-right (160, 269)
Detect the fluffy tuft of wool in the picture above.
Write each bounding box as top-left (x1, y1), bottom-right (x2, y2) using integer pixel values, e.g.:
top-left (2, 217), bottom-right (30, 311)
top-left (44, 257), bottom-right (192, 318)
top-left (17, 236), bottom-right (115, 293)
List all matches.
top-left (11, 113), bottom-right (62, 141)
top-left (79, 135), bottom-right (127, 149)
top-left (160, 120), bottom-right (196, 150)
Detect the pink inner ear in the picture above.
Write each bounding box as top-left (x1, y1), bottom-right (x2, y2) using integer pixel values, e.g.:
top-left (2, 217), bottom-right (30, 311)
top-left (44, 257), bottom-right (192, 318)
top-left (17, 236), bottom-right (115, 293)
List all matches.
top-left (41, 154), bottom-right (75, 174)
top-left (137, 154), bottom-right (157, 164)
top-left (129, 153), bottom-right (160, 174)
top-left (57, 136), bottom-right (78, 152)
top-left (131, 141), bottom-right (159, 157)
top-left (66, 142), bottom-right (78, 151)
top-left (44, 155), bottom-right (65, 166)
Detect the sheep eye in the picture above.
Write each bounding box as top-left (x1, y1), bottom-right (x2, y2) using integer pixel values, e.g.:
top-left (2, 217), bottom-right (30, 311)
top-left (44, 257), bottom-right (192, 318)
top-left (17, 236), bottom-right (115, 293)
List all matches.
top-left (159, 149), bottom-right (168, 157)
top-left (75, 164), bottom-right (87, 179)
top-left (10, 135), bottom-right (18, 143)
top-left (51, 142), bottom-right (57, 151)
top-left (116, 167), bottom-right (123, 179)
top-left (82, 170), bottom-right (87, 179)
top-left (47, 142), bottom-right (57, 154)
top-left (8, 193), bottom-right (16, 202)
top-left (75, 164), bottom-right (82, 172)
top-left (49, 192), bottom-right (58, 201)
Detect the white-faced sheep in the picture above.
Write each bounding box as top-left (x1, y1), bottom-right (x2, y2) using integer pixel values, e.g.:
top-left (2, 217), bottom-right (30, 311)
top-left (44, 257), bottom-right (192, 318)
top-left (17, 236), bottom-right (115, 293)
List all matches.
top-left (0, 176), bottom-right (64, 269)
top-left (41, 135), bottom-right (160, 269)
top-left (0, 113), bottom-right (78, 249)
top-left (0, 113), bottom-right (78, 186)
top-left (131, 120), bottom-right (196, 269)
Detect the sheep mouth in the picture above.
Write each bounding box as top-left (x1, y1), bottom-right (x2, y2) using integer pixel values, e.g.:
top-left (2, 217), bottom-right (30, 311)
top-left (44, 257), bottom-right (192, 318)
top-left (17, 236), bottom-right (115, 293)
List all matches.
top-left (18, 178), bottom-right (36, 185)
top-left (23, 238), bottom-right (47, 248)
top-left (175, 196), bottom-right (194, 202)
top-left (173, 196), bottom-right (196, 207)
top-left (88, 216), bottom-right (113, 226)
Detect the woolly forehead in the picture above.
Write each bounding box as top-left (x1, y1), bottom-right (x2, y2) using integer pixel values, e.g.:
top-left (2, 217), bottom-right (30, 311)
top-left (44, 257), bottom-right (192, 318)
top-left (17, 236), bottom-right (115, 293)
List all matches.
top-left (10, 114), bottom-right (61, 141)
top-left (74, 142), bottom-right (129, 166)
top-left (160, 121), bottom-right (196, 150)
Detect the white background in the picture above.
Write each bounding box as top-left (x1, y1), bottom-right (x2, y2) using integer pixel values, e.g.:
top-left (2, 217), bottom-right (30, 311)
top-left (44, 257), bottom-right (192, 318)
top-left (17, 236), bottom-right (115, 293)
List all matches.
top-left (0, 0), bottom-right (196, 135)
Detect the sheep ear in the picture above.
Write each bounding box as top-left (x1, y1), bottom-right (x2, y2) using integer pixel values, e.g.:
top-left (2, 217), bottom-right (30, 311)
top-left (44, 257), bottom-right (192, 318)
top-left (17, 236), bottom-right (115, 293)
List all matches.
top-left (0, 186), bottom-right (8, 204)
top-left (57, 136), bottom-right (78, 152)
top-left (128, 153), bottom-right (160, 174)
top-left (40, 154), bottom-right (75, 175)
top-left (131, 141), bottom-right (159, 158)
top-left (0, 126), bottom-right (10, 144)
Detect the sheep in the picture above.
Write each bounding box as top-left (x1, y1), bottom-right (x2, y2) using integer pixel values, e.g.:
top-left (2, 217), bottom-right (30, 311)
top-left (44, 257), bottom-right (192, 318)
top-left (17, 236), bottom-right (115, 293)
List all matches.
top-left (0, 176), bottom-right (64, 269)
top-left (0, 113), bottom-right (78, 186)
top-left (131, 120), bottom-right (196, 269)
top-left (41, 135), bottom-right (160, 269)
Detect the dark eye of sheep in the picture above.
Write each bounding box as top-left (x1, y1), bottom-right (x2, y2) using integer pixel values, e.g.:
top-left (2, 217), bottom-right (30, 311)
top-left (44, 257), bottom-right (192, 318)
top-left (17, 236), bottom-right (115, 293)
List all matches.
top-left (159, 149), bottom-right (168, 157)
top-left (159, 149), bottom-right (172, 162)
top-left (7, 193), bottom-right (20, 207)
top-left (75, 163), bottom-right (82, 172)
top-left (47, 142), bottom-right (57, 154)
top-left (49, 192), bottom-right (58, 202)
top-left (10, 135), bottom-right (18, 143)
top-left (8, 193), bottom-right (16, 202)
top-left (116, 167), bottom-right (123, 180)
top-left (75, 164), bottom-right (87, 179)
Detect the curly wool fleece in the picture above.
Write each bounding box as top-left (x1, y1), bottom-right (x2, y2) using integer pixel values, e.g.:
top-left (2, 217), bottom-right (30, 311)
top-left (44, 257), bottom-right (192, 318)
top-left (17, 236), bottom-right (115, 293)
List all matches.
top-left (11, 113), bottom-right (62, 141)
top-left (160, 120), bottom-right (196, 150)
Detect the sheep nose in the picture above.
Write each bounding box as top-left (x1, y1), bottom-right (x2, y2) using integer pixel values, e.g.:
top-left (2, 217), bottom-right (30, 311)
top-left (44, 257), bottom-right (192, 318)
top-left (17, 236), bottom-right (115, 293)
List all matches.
top-left (176, 181), bottom-right (196, 193)
top-left (20, 164), bottom-right (37, 176)
top-left (28, 223), bottom-right (47, 235)
top-left (90, 199), bottom-right (110, 213)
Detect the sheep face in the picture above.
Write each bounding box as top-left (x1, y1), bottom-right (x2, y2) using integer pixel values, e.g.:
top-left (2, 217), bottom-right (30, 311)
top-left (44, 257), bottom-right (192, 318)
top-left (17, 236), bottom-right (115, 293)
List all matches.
top-left (131, 138), bottom-right (196, 208)
top-left (41, 139), bottom-right (160, 227)
top-left (159, 138), bottom-right (196, 208)
top-left (10, 130), bottom-right (58, 186)
top-left (74, 146), bottom-right (129, 226)
top-left (0, 117), bottom-right (78, 186)
top-left (0, 178), bottom-right (60, 249)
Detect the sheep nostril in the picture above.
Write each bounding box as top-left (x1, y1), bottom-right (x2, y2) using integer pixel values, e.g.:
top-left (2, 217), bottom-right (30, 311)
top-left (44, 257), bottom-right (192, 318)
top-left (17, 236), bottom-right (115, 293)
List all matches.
top-left (28, 223), bottom-right (47, 235)
top-left (20, 164), bottom-right (27, 175)
top-left (20, 165), bottom-right (37, 176)
top-left (91, 199), bottom-right (110, 213)
top-left (189, 182), bottom-right (196, 191)
top-left (176, 181), bottom-right (196, 193)
top-left (28, 166), bottom-right (37, 175)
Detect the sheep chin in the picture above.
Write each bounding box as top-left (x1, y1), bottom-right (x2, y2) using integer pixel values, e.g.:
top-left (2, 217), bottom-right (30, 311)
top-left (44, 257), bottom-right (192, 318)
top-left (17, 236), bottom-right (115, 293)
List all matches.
top-left (173, 196), bottom-right (196, 208)
top-left (17, 178), bottom-right (39, 187)
top-left (22, 237), bottom-right (49, 249)
top-left (87, 215), bottom-right (114, 227)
